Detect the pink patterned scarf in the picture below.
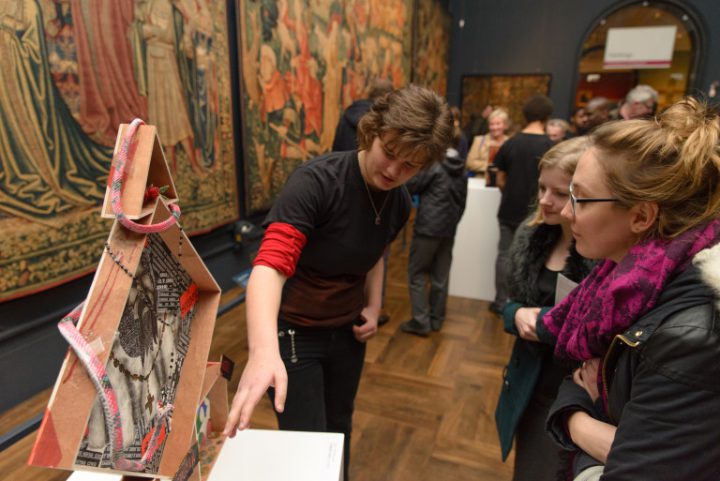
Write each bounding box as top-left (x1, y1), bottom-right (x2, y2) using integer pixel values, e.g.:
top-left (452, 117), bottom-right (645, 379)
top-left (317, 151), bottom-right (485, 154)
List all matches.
top-left (544, 219), bottom-right (720, 361)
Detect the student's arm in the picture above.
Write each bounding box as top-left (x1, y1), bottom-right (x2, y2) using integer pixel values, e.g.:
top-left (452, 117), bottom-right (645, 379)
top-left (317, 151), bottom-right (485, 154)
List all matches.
top-left (496, 170), bottom-right (507, 191)
top-left (567, 411), bottom-right (616, 464)
top-left (224, 265), bottom-right (288, 436)
top-left (353, 255), bottom-right (383, 342)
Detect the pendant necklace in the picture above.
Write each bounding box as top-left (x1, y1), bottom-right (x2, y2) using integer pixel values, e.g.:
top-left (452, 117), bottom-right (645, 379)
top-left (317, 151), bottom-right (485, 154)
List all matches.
top-left (360, 156), bottom-right (390, 225)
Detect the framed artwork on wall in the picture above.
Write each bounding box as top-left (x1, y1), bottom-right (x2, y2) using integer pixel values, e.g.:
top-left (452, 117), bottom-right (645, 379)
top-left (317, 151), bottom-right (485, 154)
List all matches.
top-left (460, 74), bottom-right (552, 134)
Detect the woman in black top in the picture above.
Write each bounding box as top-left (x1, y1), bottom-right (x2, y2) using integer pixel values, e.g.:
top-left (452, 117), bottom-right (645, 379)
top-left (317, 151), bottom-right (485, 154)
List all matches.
top-left (223, 85), bottom-right (453, 480)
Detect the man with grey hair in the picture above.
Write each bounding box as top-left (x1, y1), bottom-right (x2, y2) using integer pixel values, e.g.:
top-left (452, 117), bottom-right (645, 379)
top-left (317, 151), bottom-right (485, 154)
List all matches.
top-left (546, 118), bottom-right (570, 142)
top-left (619, 84), bottom-right (659, 120)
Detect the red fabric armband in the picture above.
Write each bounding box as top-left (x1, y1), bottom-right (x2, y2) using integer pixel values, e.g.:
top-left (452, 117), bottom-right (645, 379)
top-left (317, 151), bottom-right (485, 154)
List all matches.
top-left (253, 222), bottom-right (308, 277)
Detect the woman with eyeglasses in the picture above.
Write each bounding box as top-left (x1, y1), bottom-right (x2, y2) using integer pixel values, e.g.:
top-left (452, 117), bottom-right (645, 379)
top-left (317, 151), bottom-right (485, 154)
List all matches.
top-left (222, 85), bottom-right (453, 480)
top-left (544, 97), bottom-right (720, 480)
top-left (495, 137), bottom-right (594, 481)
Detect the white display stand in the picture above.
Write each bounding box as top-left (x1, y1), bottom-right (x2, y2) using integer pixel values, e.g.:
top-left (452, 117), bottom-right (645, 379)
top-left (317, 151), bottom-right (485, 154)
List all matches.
top-left (448, 177), bottom-right (501, 301)
top-left (66, 429), bottom-right (344, 481)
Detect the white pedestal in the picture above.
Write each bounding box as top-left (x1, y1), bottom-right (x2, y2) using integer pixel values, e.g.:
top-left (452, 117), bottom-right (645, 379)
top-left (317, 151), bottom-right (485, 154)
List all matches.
top-left (66, 429), bottom-right (344, 481)
top-left (449, 177), bottom-right (501, 301)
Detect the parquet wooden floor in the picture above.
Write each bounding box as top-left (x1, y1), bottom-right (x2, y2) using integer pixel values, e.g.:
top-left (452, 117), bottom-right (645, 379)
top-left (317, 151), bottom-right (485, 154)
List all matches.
top-left (0, 230), bottom-right (515, 480)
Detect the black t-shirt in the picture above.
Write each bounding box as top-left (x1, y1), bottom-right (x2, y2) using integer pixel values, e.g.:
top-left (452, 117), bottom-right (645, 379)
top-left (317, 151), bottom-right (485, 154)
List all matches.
top-left (494, 133), bottom-right (554, 227)
top-left (264, 150), bottom-right (411, 327)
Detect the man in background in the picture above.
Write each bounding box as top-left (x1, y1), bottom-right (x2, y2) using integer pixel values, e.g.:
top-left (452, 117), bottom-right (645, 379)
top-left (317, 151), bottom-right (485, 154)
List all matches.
top-left (546, 118), bottom-right (570, 143)
top-left (332, 78), bottom-right (393, 151)
top-left (569, 107), bottom-right (589, 136)
top-left (619, 84), bottom-right (659, 120)
top-left (401, 113), bottom-right (468, 336)
top-left (490, 95), bottom-right (554, 314)
top-left (584, 97), bottom-right (611, 131)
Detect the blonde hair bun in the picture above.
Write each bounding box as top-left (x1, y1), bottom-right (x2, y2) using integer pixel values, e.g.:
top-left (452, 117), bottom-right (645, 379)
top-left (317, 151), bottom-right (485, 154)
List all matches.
top-left (591, 97), bottom-right (720, 238)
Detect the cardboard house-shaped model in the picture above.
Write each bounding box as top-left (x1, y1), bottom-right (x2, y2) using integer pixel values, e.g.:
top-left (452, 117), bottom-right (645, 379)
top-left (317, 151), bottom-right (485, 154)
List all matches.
top-left (29, 121), bottom-right (225, 481)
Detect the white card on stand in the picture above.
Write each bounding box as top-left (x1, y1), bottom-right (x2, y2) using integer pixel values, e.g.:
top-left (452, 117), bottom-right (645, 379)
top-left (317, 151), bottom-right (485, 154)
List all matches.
top-left (208, 429), bottom-right (344, 481)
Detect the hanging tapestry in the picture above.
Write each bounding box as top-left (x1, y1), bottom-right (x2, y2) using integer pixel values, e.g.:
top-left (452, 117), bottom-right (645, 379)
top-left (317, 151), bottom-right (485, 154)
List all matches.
top-left (460, 74), bottom-right (552, 133)
top-left (0, 0), bottom-right (238, 302)
top-left (411, 0), bottom-right (450, 96)
top-left (236, 0), bottom-right (414, 213)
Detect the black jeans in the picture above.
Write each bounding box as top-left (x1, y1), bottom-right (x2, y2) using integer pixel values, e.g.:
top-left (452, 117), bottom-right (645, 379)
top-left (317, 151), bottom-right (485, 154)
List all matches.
top-left (269, 319), bottom-right (366, 481)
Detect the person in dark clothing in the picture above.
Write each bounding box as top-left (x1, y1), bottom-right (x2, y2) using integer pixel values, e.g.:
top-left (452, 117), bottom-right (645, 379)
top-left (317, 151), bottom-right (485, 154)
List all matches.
top-left (584, 97), bottom-right (611, 131)
top-left (540, 98), bottom-right (720, 480)
top-left (495, 137), bottom-right (594, 481)
top-left (490, 95), bottom-right (554, 313)
top-left (224, 86), bottom-right (453, 481)
top-left (569, 107), bottom-right (589, 136)
top-left (449, 105), bottom-right (469, 160)
top-left (400, 143), bottom-right (468, 336)
top-left (464, 104), bottom-right (493, 140)
top-left (332, 78), bottom-right (393, 152)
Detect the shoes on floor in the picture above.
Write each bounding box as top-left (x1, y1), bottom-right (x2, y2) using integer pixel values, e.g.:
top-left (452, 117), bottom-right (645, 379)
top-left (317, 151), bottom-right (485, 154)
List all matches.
top-left (488, 301), bottom-right (505, 315)
top-left (400, 319), bottom-right (430, 337)
top-left (430, 319), bottom-right (443, 332)
top-left (378, 313), bottom-right (390, 326)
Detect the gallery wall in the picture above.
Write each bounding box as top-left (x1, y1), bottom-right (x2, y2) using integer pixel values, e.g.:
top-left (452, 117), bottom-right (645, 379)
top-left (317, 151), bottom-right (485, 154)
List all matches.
top-left (446, 0), bottom-right (720, 119)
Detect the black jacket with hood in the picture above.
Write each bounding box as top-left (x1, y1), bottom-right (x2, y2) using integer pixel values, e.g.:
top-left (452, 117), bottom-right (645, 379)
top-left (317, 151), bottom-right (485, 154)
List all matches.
top-left (406, 148), bottom-right (468, 238)
top-left (332, 99), bottom-right (372, 152)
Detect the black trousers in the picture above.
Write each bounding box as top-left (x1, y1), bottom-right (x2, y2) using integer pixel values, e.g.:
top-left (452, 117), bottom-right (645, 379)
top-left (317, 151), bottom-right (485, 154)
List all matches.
top-left (269, 319), bottom-right (366, 481)
top-left (407, 235), bottom-right (455, 328)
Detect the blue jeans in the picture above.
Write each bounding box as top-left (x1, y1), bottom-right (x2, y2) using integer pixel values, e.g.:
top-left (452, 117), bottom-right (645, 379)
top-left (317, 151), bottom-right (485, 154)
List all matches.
top-left (269, 319), bottom-right (366, 481)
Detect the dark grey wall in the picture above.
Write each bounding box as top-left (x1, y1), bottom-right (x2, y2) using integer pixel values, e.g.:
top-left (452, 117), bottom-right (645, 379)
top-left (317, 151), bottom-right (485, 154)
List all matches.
top-left (447, 0), bottom-right (720, 119)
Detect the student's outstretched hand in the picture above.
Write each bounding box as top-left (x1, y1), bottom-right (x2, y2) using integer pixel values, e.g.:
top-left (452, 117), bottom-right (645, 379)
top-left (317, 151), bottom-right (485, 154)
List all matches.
top-left (514, 307), bottom-right (541, 341)
top-left (223, 351), bottom-right (287, 437)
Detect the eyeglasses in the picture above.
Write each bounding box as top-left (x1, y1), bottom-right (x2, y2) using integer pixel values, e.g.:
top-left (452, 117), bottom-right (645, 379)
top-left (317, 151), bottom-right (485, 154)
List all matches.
top-left (569, 183), bottom-right (619, 218)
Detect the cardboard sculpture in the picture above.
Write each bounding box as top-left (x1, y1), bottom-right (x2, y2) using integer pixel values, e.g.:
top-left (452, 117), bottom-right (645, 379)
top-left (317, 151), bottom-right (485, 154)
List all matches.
top-left (100, 123), bottom-right (179, 221)
top-left (29, 120), bottom-right (225, 480)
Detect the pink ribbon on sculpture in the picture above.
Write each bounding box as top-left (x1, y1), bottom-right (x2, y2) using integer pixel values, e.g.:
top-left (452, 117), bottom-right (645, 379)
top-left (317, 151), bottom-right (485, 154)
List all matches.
top-left (58, 303), bottom-right (174, 472)
top-left (110, 118), bottom-right (181, 234)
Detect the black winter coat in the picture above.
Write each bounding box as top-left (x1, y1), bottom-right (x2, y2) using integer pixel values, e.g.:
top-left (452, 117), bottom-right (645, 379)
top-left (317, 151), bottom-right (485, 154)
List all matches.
top-left (405, 149), bottom-right (468, 238)
top-left (547, 243), bottom-right (720, 481)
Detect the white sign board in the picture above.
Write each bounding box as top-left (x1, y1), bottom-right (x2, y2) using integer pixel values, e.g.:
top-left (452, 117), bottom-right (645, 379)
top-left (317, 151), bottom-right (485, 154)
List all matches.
top-left (604, 26), bottom-right (677, 69)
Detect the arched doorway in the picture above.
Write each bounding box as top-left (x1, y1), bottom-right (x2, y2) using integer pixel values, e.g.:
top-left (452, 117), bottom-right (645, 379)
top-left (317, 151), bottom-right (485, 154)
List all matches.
top-left (574, 1), bottom-right (703, 112)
